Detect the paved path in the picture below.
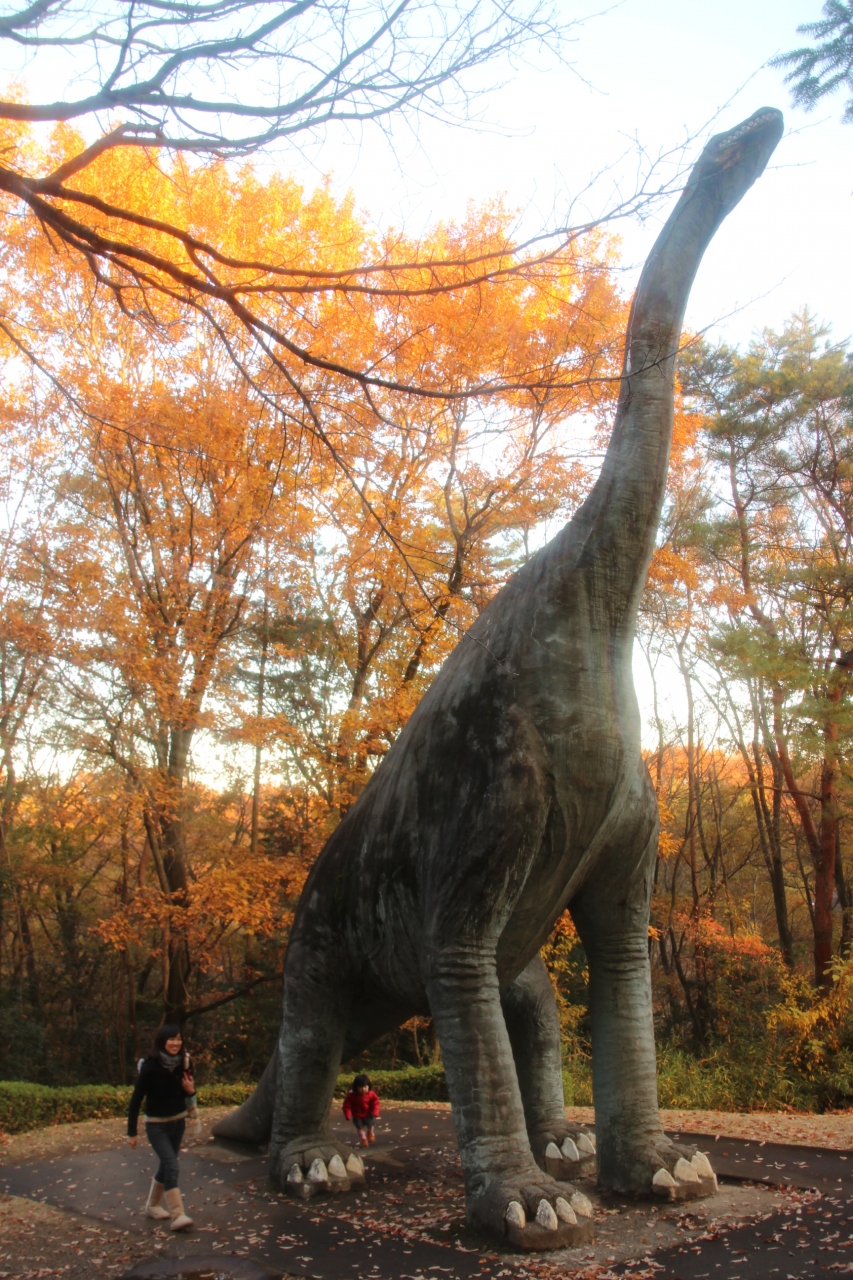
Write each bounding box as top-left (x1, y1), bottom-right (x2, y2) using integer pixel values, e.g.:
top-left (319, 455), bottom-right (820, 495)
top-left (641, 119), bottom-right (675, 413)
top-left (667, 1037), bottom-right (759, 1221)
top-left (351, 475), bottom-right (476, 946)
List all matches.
top-left (612, 1193), bottom-right (853, 1279)
top-left (2, 1107), bottom-right (852, 1279)
top-left (666, 1128), bottom-right (852, 1193)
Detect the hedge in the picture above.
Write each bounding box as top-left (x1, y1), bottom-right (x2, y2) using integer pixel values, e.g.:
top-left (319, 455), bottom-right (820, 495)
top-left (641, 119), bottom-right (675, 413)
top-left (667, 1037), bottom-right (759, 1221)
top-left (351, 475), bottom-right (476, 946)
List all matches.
top-left (0, 1080), bottom-right (264, 1135)
top-left (333, 1064), bottom-right (448, 1101)
top-left (0, 1067), bottom-right (450, 1135)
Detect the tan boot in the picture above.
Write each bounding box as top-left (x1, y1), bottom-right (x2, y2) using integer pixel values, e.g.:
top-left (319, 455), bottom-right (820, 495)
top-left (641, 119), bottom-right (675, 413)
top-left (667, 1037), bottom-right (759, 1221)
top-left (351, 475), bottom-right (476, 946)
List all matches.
top-left (145, 1179), bottom-right (171, 1220)
top-left (163, 1187), bottom-right (193, 1231)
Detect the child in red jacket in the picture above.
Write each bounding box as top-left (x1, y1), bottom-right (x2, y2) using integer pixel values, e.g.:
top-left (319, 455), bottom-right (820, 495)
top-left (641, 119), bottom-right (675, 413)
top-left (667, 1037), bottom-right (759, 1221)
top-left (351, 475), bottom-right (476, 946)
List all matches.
top-left (342, 1073), bottom-right (380, 1147)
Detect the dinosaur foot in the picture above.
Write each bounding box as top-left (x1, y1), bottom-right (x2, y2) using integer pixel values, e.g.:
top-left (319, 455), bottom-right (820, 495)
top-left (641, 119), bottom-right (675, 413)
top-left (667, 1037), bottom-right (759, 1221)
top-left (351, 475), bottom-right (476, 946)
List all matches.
top-left (651, 1150), bottom-right (717, 1201)
top-left (272, 1136), bottom-right (366, 1198)
top-left (605, 1136), bottom-right (717, 1202)
top-left (534, 1127), bottom-right (597, 1181)
top-left (470, 1172), bottom-right (595, 1252)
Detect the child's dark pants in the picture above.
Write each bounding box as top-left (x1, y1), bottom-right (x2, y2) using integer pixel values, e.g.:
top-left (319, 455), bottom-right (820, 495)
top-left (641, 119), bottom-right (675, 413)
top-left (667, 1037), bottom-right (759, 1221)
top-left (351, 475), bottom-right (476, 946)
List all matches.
top-left (352, 1116), bottom-right (375, 1137)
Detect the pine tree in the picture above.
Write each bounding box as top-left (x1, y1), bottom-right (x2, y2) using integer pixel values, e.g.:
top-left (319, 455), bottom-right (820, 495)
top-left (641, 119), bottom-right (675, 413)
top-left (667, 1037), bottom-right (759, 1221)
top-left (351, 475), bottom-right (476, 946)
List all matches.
top-left (772, 2), bottom-right (853, 123)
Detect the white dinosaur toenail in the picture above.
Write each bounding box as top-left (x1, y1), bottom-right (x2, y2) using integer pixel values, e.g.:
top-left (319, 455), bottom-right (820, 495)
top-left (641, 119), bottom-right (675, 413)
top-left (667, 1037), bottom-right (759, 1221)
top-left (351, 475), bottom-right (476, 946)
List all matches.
top-left (674, 1157), bottom-right (700, 1184)
top-left (691, 1152), bottom-right (715, 1179)
top-left (286, 1163), bottom-right (303, 1183)
top-left (346, 1153), bottom-right (364, 1177)
top-left (545, 1142), bottom-right (562, 1160)
top-left (570, 1191), bottom-right (593, 1218)
top-left (652, 1167), bottom-right (676, 1189)
top-left (505, 1201), bottom-right (526, 1230)
top-left (328, 1155), bottom-right (346, 1178)
top-left (536, 1200), bottom-right (558, 1230)
top-left (561, 1137), bottom-right (580, 1162)
top-left (577, 1133), bottom-right (595, 1155)
top-left (555, 1196), bottom-right (577, 1225)
top-left (306, 1158), bottom-right (328, 1183)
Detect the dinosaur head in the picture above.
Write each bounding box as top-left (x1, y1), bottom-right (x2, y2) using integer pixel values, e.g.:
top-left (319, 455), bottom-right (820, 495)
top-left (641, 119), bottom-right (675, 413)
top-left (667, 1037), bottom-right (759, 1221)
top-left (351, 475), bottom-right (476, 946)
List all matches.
top-left (684, 107), bottom-right (784, 220)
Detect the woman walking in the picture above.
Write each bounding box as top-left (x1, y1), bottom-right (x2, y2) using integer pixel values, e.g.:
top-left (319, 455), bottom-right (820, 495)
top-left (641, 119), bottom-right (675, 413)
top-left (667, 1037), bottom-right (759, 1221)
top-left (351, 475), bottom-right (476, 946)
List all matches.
top-left (127, 1024), bottom-right (199, 1230)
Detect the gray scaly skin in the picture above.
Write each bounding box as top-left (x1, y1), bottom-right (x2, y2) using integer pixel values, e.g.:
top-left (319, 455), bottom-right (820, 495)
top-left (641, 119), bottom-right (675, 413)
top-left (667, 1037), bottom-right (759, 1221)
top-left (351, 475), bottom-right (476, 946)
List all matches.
top-left (214, 108), bottom-right (784, 1249)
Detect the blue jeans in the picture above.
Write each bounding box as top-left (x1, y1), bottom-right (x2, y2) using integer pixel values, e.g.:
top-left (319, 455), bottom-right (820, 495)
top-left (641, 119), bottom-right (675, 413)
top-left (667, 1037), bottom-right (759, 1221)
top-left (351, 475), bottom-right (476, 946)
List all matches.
top-left (145, 1119), bottom-right (185, 1191)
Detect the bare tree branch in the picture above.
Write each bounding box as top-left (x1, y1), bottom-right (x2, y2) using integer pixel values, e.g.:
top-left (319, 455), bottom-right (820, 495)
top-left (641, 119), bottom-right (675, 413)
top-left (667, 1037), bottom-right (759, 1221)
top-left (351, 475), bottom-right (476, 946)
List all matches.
top-left (0, 0), bottom-right (572, 152)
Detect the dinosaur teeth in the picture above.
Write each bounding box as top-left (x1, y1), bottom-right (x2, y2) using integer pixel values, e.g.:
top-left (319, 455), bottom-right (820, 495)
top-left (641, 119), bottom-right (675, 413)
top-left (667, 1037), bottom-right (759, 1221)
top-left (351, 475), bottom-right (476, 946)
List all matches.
top-left (570, 1191), bottom-right (593, 1218)
top-left (505, 1201), bottom-right (526, 1230)
top-left (577, 1133), bottom-right (595, 1155)
top-left (555, 1196), bottom-right (577, 1225)
top-left (345, 1153), bottom-right (364, 1178)
top-left (691, 1152), bottom-right (715, 1180)
top-left (328, 1155), bottom-right (347, 1178)
top-left (674, 1157), bottom-right (700, 1184)
top-left (561, 1137), bottom-right (580, 1162)
top-left (545, 1142), bottom-right (562, 1161)
top-left (536, 1200), bottom-right (558, 1231)
top-left (652, 1167), bottom-right (677, 1189)
top-left (286, 1163), bottom-right (303, 1184)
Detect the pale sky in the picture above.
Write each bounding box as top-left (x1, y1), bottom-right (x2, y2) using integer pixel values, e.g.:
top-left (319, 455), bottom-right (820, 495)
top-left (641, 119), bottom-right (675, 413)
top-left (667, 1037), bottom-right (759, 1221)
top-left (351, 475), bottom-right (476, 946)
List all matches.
top-left (276, 0), bottom-right (852, 353)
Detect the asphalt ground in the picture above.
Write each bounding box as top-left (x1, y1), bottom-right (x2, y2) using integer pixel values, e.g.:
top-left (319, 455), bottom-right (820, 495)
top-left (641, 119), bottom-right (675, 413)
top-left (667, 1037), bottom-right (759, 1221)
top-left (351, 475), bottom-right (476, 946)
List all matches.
top-left (671, 1128), bottom-right (853, 1196)
top-left (1, 1106), bottom-right (851, 1279)
top-left (611, 1192), bottom-right (853, 1279)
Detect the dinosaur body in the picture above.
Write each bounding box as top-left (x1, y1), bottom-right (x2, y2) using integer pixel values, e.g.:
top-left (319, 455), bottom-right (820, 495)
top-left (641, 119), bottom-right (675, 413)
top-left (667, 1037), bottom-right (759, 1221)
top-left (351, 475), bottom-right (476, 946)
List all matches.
top-left (215, 108), bottom-right (784, 1248)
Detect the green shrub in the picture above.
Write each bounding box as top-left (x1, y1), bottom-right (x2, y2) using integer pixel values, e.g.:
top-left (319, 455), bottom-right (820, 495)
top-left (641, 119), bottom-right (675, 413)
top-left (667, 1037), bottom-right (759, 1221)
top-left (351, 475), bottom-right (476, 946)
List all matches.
top-left (333, 1064), bottom-right (448, 1101)
top-left (0, 1080), bottom-right (261, 1134)
top-left (0, 1068), bottom-right (448, 1135)
top-left (0, 1081), bottom-right (132, 1133)
top-left (562, 1063), bottom-right (593, 1107)
top-left (196, 1082), bottom-right (254, 1108)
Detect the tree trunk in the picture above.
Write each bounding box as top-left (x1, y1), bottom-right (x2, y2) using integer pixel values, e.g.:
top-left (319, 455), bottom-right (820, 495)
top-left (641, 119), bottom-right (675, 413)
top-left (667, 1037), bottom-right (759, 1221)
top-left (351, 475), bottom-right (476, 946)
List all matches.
top-left (251, 594), bottom-right (270, 856)
top-left (836, 824), bottom-right (852, 960)
top-left (154, 727), bottom-right (194, 1019)
top-left (772, 686), bottom-right (835, 988)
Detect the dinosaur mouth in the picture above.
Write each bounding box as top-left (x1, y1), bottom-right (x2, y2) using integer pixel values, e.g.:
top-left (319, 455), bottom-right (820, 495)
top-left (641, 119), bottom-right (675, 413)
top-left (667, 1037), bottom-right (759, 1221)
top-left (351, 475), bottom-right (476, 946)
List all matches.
top-left (698, 107), bottom-right (785, 183)
top-left (722, 108), bottom-right (784, 142)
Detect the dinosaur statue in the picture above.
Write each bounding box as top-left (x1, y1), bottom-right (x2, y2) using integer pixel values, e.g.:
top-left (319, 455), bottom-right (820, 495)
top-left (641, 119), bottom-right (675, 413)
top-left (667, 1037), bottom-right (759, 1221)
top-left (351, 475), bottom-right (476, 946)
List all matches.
top-left (215, 107), bottom-right (784, 1250)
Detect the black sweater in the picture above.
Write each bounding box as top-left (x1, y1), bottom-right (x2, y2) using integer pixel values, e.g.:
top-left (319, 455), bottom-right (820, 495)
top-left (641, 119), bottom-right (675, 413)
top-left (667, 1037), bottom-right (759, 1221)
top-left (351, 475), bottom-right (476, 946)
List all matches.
top-left (127, 1055), bottom-right (196, 1136)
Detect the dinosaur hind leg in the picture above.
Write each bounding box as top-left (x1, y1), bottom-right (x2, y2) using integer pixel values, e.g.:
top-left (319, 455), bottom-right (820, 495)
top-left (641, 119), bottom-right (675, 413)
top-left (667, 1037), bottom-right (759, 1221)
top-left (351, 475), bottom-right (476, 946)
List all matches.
top-left (570, 765), bottom-right (717, 1202)
top-left (502, 954), bottom-right (596, 1185)
top-left (267, 932), bottom-right (367, 1196)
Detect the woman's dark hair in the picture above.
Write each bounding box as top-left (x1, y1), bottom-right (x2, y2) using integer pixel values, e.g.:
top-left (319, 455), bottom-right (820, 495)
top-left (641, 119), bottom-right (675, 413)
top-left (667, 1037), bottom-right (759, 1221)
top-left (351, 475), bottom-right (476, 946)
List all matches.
top-left (352, 1073), bottom-right (371, 1090)
top-left (153, 1023), bottom-right (183, 1053)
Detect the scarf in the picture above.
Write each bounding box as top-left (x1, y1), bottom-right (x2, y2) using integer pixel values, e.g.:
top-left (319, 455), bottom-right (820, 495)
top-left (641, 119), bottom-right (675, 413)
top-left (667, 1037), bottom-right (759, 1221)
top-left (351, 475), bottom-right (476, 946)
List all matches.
top-left (158, 1049), bottom-right (182, 1070)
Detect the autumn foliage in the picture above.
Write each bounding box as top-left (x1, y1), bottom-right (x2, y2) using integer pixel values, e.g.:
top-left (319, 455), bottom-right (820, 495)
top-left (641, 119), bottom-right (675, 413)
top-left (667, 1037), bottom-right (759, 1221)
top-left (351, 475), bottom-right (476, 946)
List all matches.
top-left (1, 112), bottom-right (852, 1103)
top-left (0, 121), bottom-right (628, 1078)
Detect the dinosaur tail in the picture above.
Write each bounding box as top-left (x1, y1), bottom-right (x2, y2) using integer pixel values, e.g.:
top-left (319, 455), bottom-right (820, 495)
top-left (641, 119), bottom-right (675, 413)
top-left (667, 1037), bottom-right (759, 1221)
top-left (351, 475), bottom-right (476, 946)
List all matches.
top-left (211, 1046), bottom-right (278, 1145)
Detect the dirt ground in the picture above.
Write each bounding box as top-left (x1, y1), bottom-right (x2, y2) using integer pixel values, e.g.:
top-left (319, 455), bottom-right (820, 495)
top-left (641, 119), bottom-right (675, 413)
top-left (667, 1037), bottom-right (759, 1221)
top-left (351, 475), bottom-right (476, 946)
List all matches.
top-left (0, 1192), bottom-right (159, 1280)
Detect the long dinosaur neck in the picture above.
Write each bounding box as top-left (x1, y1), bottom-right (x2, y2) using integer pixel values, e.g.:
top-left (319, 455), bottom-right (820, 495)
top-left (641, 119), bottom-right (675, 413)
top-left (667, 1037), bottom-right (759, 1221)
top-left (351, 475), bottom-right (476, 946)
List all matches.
top-left (576, 177), bottom-right (728, 624)
top-left (559, 107), bottom-right (783, 632)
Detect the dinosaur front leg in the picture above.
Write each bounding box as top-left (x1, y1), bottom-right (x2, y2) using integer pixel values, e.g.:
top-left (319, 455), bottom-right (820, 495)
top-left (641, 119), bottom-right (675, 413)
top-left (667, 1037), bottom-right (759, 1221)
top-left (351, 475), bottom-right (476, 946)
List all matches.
top-left (570, 820), bottom-right (717, 1202)
top-left (502, 954), bottom-right (597, 1183)
top-left (427, 948), bottom-right (594, 1251)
